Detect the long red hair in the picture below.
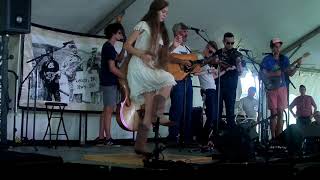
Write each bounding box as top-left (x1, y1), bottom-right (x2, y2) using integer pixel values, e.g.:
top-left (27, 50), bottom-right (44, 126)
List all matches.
top-left (141, 0), bottom-right (169, 69)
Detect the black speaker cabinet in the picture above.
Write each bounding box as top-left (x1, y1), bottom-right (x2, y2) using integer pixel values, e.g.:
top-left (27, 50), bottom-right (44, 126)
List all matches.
top-left (0, 0), bottom-right (31, 34)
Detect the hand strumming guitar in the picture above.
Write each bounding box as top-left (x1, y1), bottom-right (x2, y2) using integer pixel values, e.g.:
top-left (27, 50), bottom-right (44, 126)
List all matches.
top-left (180, 60), bottom-right (192, 68)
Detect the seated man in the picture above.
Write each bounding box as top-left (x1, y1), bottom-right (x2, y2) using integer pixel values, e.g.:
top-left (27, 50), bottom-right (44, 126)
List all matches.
top-left (238, 87), bottom-right (258, 121)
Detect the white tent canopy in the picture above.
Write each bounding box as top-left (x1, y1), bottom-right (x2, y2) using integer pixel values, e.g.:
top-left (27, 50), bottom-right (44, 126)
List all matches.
top-left (32, 0), bottom-right (320, 71)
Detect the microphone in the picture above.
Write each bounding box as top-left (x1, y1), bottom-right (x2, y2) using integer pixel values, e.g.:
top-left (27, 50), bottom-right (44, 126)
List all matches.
top-left (188, 26), bottom-right (205, 32)
top-left (262, 52), bottom-right (272, 55)
top-left (238, 48), bottom-right (251, 52)
top-left (63, 40), bottom-right (74, 46)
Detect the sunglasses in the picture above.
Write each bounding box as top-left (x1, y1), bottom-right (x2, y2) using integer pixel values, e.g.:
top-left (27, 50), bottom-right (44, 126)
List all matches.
top-left (226, 42), bottom-right (235, 45)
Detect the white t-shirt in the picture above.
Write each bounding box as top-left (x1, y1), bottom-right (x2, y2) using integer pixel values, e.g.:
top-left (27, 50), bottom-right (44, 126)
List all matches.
top-left (197, 54), bottom-right (216, 90)
top-left (198, 65), bottom-right (217, 90)
top-left (171, 44), bottom-right (191, 54)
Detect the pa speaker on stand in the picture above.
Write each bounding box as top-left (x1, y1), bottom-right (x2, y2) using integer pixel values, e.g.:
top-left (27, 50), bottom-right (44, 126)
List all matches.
top-left (0, 0), bottom-right (31, 34)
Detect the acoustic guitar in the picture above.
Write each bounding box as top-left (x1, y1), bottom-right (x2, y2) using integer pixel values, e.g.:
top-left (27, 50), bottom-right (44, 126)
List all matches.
top-left (167, 53), bottom-right (218, 80)
top-left (260, 52), bottom-right (310, 90)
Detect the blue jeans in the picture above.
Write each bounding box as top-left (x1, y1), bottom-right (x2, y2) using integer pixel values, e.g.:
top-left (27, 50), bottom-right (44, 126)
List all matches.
top-left (169, 77), bottom-right (193, 142)
top-left (216, 75), bottom-right (238, 129)
top-left (203, 89), bottom-right (218, 138)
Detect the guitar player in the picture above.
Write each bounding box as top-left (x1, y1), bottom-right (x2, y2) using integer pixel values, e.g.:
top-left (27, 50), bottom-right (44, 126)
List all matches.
top-left (261, 38), bottom-right (301, 140)
top-left (215, 32), bottom-right (243, 130)
top-left (168, 22), bottom-right (195, 145)
top-left (40, 46), bottom-right (61, 102)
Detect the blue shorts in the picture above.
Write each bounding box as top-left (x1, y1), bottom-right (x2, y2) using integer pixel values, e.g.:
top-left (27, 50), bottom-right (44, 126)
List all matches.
top-left (101, 85), bottom-right (119, 107)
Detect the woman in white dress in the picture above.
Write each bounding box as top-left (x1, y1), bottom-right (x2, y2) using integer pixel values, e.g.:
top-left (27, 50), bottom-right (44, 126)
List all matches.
top-left (124, 0), bottom-right (177, 155)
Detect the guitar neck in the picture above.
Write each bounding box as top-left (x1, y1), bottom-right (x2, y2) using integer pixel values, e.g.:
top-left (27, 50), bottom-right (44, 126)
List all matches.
top-left (286, 52), bottom-right (310, 69)
top-left (289, 57), bottom-right (303, 67)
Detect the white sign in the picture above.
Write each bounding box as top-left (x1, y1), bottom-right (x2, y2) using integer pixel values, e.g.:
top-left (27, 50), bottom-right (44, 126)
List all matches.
top-left (73, 70), bottom-right (99, 94)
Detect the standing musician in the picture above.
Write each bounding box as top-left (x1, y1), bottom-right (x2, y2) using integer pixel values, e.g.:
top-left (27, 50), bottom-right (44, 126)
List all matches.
top-left (97, 23), bottom-right (126, 146)
top-left (124, 0), bottom-right (177, 155)
top-left (195, 41), bottom-right (219, 143)
top-left (215, 32), bottom-right (243, 130)
top-left (261, 38), bottom-right (301, 139)
top-left (168, 22), bottom-right (196, 145)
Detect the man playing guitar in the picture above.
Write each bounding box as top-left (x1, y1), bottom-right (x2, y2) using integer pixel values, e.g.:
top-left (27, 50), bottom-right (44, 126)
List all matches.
top-left (261, 38), bottom-right (301, 140)
top-left (40, 47), bottom-right (61, 102)
top-left (168, 22), bottom-right (194, 145)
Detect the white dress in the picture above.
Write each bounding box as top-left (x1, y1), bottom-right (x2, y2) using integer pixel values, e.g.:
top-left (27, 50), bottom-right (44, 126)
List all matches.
top-left (127, 21), bottom-right (176, 105)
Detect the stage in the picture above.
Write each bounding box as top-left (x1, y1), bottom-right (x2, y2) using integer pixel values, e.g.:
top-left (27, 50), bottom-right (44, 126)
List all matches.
top-left (1, 142), bottom-right (320, 177)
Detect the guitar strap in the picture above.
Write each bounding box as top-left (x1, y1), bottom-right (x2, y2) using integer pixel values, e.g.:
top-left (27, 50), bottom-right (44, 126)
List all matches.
top-left (278, 54), bottom-right (288, 77)
top-left (279, 54), bottom-right (284, 70)
top-left (184, 45), bottom-right (192, 54)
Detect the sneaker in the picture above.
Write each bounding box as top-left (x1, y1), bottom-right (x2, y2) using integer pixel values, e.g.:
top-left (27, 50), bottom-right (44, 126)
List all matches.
top-left (104, 138), bottom-right (114, 146)
top-left (94, 137), bottom-right (105, 146)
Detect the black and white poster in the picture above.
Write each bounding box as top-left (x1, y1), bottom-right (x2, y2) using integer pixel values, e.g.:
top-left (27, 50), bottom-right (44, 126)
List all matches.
top-left (20, 26), bottom-right (113, 111)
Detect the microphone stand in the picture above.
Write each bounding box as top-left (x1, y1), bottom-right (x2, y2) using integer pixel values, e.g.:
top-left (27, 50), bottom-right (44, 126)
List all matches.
top-left (193, 29), bottom-right (212, 47)
top-left (19, 43), bottom-right (68, 148)
top-left (242, 51), bottom-right (270, 145)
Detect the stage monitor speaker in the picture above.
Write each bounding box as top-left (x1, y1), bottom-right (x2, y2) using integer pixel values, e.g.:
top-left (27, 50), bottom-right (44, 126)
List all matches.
top-left (279, 124), bottom-right (320, 155)
top-left (213, 126), bottom-right (256, 162)
top-left (0, 0), bottom-right (31, 34)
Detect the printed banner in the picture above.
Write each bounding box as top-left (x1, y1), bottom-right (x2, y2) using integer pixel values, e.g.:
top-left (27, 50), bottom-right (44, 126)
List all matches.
top-left (20, 26), bottom-right (122, 111)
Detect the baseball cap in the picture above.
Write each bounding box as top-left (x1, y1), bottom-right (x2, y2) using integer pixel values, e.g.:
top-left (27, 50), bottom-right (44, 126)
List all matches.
top-left (270, 37), bottom-right (283, 48)
top-left (271, 38), bottom-right (283, 45)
